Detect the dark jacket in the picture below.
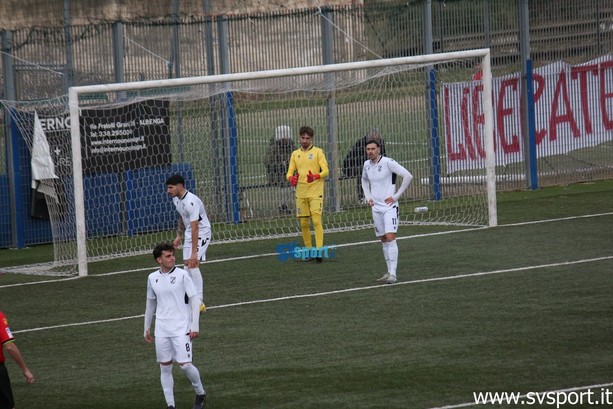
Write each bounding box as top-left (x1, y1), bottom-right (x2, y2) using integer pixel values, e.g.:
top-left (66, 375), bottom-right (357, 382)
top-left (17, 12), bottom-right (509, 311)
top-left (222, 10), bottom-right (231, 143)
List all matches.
top-left (264, 137), bottom-right (296, 186)
top-left (343, 133), bottom-right (386, 178)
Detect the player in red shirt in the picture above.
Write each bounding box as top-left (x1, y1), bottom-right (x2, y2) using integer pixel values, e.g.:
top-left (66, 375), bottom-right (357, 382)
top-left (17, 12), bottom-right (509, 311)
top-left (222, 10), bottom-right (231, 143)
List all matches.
top-left (0, 311), bottom-right (34, 409)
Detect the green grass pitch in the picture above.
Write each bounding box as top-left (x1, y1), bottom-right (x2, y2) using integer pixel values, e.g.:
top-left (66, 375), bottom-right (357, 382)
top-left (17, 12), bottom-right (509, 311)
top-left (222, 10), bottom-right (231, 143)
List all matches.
top-left (1, 180), bottom-right (612, 408)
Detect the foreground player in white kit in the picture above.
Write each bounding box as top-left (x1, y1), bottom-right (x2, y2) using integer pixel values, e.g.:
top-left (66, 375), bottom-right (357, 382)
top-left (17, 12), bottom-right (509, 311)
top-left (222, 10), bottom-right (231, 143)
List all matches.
top-left (361, 138), bottom-right (413, 284)
top-left (166, 174), bottom-right (211, 312)
top-left (144, 242), bottom-right (207, 409)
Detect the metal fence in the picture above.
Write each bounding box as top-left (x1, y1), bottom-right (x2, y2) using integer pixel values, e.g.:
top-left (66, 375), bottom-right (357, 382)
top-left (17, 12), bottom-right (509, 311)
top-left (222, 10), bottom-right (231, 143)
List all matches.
top-left (2, 1), bottom-right (612, 100)
top-left (1, 0), bottom-right (613, 248)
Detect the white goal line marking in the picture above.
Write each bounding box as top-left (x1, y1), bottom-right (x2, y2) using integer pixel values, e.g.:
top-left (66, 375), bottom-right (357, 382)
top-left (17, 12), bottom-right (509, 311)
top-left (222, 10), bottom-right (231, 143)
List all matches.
top-left (12, 254), bottom-right (613, 334)
top-left (2, 212), bottom-right (611, 285)
top-left (87, 211), bottom-right (613, 276)
top-left (428, 381), bottom-right (613, 409)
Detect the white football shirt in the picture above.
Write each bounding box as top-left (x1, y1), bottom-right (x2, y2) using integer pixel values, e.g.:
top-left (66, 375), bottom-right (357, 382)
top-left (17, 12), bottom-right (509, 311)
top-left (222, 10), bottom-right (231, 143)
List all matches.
top-left (172, 191), bottom-right (211, 238)
top-left (146, 266), bottom-right (198, 337)
top-left (361, 156), bottom-right (413, 213)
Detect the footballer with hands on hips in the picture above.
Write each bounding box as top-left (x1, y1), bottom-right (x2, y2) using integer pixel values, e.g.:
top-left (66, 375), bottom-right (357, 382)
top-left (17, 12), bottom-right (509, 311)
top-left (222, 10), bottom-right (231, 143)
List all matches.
top-left (361, 137), bottom-right (413, 284)
top-left (165, 174), bottom-right (210, 313)
top-left (144, 242), bottom-right (207, 409)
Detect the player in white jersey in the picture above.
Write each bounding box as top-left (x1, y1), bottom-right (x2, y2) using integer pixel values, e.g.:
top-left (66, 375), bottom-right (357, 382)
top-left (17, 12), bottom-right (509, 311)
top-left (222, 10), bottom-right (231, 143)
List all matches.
top-left (166, 174), bottom-right (211, 312)
top-left (144, 242), bottom-right (207, 409)
top-left (361, 138), bottom-right (413, 284)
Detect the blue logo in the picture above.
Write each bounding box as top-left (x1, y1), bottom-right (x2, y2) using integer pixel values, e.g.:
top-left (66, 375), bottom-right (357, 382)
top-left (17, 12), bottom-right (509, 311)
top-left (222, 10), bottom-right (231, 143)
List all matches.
top-left (275, 241), bottom-right (337, 261)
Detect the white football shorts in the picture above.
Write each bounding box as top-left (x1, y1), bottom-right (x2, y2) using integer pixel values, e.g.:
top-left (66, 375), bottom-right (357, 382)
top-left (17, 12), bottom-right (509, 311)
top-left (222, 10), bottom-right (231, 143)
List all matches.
top-left (182, 232), bottom-right (211, 262)
top-left (155, 334), bottom-right (193, 364)
top-left (372, 205), bottom-right (399, 237)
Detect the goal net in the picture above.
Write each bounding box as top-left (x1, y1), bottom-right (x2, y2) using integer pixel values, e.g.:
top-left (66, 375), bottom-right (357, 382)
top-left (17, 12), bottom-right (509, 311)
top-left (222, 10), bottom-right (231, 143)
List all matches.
top-left (3, 49), bottom-right (496, 276)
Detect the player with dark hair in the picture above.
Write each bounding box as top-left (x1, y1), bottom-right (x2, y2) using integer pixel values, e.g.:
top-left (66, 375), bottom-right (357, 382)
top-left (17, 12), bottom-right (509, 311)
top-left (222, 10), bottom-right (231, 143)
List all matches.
top-left (165, 174), bottom-right (210, 313)
top-left (0, 310), bottom-right (35, 409)
top-left (144, 242), bottom-right (207, 409)
top-left (286, 126), bottom-right (329, 262)
top-left (361, 138), bottom-right (413, 284)
top-left (343, 128), bottom-right (386, 204)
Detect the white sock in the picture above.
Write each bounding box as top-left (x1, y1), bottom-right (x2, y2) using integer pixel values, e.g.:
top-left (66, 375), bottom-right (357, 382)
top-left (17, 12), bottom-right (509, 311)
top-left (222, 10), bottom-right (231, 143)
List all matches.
top-left (387, 240), bottom-right (398, 277)
top-left (381, 241), bottom-right (390, 273)
top-left (180, 363), bottom-right (205, 395)
top-left (160, 364), bottom-right (175, 406)
top-left (189, 267), bottom-right (204, 303)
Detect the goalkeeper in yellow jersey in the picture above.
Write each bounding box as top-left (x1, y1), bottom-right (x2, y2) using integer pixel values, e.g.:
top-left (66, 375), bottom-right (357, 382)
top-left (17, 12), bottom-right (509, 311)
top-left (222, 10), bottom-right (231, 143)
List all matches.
top-left (286, 126), bottom-right (329, 262)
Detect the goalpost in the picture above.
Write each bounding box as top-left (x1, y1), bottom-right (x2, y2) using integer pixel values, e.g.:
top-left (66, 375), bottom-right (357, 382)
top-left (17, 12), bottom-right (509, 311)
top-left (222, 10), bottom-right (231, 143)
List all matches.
top-left (4, 48), bottom-right (496, 277)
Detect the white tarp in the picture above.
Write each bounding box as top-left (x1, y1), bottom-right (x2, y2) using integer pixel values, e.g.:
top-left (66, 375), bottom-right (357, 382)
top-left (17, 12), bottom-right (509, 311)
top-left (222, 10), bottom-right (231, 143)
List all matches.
top-left (30, 111), bottom-right (59, 200)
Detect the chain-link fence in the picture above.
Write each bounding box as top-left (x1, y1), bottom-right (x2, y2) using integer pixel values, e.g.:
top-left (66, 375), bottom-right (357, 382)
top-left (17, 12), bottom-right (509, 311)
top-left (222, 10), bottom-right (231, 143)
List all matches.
top-left (1, 0), bottom-right (613, 249)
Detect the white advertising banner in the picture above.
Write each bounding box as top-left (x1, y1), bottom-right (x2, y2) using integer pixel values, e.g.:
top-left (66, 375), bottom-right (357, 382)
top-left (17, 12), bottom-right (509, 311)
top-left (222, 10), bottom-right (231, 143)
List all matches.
top-left (442, 56), bottom-right (613, 173)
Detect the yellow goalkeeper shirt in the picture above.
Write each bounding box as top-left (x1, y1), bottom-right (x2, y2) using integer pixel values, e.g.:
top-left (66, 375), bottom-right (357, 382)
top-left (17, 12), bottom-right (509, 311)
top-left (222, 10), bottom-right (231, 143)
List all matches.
top-left (286, 144), bottom-right (329, 199)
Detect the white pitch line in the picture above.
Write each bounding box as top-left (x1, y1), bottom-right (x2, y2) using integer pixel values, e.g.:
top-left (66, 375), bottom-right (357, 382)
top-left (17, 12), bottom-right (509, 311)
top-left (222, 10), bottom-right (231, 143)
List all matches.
top-left (12, 314), bottom-right (144, 334)
top-left (99, 227), bottom-right (483, 276)
top-left (428, 381), bottom-right (613, 409)
top-left (4, 212), bottom-right (612, 283)
top-left (12, 254), bottom-right (613, 334)
top-left (502, 211), bottom-right (613, 227)
top-left (0, 227), bottom-right (487, 282)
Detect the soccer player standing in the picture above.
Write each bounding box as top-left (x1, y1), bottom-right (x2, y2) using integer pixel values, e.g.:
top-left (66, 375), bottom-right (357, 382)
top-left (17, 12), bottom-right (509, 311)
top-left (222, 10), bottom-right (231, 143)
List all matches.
top-left (286, 126), bottom-right (329, 262)
top-left (144, 242), bottom-right (207, 409)
top-left (361, 138), bottom-right (413, 284)
top-left (0, 310), bottom-right (35, 409)
top-left (166, 174), bottom-right (210, 312)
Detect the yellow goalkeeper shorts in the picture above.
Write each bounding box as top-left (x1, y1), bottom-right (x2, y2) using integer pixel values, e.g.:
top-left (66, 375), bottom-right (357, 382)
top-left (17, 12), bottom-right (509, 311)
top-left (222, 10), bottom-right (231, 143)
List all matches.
top-left (296, 197), bottom-right (323, 217)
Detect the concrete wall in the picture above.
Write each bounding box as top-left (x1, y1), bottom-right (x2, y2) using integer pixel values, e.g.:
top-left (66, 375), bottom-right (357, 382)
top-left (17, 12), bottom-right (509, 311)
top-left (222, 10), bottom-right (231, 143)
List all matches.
top-left (0, 0), bottom-right (360, 30)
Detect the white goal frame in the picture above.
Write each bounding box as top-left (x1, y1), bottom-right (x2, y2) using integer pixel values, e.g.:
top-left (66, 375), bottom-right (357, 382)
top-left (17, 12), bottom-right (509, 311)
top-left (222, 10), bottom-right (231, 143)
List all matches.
top-left (68, 48), bottom-right (496, 277)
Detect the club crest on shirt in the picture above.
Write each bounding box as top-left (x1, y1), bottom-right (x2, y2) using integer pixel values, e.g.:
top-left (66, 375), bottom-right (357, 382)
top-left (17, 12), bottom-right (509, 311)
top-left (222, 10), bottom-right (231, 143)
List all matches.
top-left (308, 153), bottom-right (313, 160)
top-left (378, 165), bottom-right (382, 172)
top-left (170, 276), bottom-right (176, 284)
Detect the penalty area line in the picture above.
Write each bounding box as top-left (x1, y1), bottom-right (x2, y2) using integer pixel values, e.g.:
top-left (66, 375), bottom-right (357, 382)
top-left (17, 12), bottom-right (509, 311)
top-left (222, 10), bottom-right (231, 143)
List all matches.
top-left (205, 255), bottom-right (613, 310)
top-left (13, 255), bottom-right (613, 334)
